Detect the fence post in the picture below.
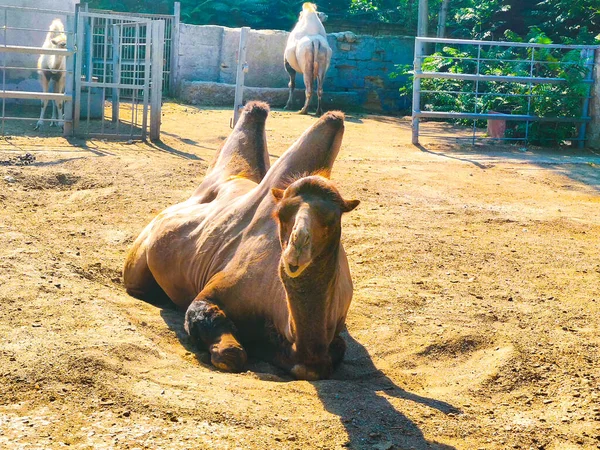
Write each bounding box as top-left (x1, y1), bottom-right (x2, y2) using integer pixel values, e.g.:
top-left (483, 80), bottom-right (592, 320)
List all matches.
top-left (111, 24), bottom-right (120, 124)
top-left (73, 8), bottom-right (85, 135)
top-left (63, 14), bottom-right (75, 137)
top-left (170, 2), bottom-right (180, 97)
top-left (232, 26), bottom-right (249, 128)
top-left (588, 48), bottom-right (600, 150)
top-left (412, 37), bottom-right (423, 145)
top-left (150, 20), bottom-right (165, 141)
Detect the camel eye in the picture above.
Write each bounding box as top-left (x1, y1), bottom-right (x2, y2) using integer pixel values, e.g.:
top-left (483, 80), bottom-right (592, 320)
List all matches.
top-left (278, 204), bottom-right (297, 222)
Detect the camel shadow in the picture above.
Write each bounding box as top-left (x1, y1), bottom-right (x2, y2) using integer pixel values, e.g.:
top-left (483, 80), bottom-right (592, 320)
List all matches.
top-left (312, 332), bottom-right (459, 449)
top-left (158, 306), bottom-right (458, 448)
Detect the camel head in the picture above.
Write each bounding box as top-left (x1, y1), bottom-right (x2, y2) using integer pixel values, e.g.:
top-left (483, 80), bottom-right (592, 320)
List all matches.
top-left (299, 3), bottom-right (327, 23)
top-left (272, 175), bottom-right (359, 279)
top-left (49, 19), bottom-right (67, 48)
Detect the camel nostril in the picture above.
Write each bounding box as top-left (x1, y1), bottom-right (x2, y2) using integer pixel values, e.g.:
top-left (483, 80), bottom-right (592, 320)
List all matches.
top-left (289, 264), bottom-right (299, 273)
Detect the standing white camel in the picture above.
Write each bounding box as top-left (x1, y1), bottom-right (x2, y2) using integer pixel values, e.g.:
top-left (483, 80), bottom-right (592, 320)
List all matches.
top-left (284, 3), bottom-right (332, 116)
top-left (36, 19), bottom-right (67, 130)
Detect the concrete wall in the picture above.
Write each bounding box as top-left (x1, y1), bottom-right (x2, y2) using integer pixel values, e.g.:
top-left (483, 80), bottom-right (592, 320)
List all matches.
top-left (176, 24), bottom-right (414, 112)
top-left (0, 0), bottom-right (77, 92)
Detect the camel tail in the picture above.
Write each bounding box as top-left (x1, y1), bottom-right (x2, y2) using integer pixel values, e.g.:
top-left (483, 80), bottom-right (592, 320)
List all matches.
top-left (313, 39), bottom-right (320, 83)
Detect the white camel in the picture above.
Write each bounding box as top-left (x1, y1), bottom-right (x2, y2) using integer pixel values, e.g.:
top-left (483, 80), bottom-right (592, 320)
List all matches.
top-left (36, 19), bottom-right (67, 130)
top-left (284, 3), bottom-right (332, 116)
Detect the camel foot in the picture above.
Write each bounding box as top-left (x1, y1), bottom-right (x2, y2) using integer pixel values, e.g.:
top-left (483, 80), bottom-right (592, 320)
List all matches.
top-left (35, 120), bottom-right (43, 130)
top-left (209, 333), bottom-right (247, 373)
top-left (291, 360), bottom-right (332, 380)
top-left (316, 108), bottom-right (324, 117)
top-left (298, 108), bottom-right (309, 115)
top-left (284, 103), bottom-right (293, 111)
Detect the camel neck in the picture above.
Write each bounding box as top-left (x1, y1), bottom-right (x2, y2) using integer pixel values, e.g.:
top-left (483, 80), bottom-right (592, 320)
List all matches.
top-left (281, 240), bottom-right (340, 359)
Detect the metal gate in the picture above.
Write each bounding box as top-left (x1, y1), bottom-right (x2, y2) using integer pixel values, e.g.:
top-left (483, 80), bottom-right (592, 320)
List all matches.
top-left (89, 4), bottom-right (180, 95)
top-left (73, 10), bottom-right (165, 140)
top-left (411, 37), bottom-right (599, 147)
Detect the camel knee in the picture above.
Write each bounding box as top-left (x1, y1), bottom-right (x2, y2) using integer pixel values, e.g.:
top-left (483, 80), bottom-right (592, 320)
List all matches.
top-left (185, 297), bottom-right (247, 372)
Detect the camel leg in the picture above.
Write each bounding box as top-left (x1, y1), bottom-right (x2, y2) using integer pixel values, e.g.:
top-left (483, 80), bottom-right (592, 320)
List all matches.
top-left (55, 75), bottom-right (66, 129)
top-left (49, 79), bottom-right (58, 127)
top-left (185, 292), bottom-right (247, 373)
top-left (299, 69), bottom-right (314, 115)
top-left (284, 60), bottom-right (296, 111)
top-left (123, 239), bottom-right (174, 308)
top-left (329, 335), bottom-right (346, 369)
top-left (35, 75), bottom-right (49, 130)
top-left (316, 73), bottom-right (324, 117)
top-left (50, 100), bottom-right (57, 127)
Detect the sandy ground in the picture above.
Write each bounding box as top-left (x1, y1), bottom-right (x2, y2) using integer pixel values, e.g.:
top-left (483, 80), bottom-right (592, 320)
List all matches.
top-left (1, 102), bottom-right (599, 450)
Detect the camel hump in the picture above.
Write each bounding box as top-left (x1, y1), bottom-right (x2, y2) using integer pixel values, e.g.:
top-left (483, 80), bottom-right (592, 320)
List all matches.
top-left (207, 101), bottom-right (271, 184)
top-left (260, 110), bottom-right (345, 190)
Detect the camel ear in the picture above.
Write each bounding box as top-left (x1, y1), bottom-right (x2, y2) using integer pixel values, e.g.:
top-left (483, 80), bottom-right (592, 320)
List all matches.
top-left (271, 188), bottom-right (285, 202)
top-left (342, 199), bottom-right (360, 213)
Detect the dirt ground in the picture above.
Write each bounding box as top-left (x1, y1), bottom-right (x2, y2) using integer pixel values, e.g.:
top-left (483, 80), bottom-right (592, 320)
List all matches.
top-left (1, 102), bottom-right (599, 450)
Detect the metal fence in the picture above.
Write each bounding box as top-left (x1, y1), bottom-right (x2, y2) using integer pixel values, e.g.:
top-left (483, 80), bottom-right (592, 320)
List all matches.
top-left (411, 37), bottom-right (599, 147)
top-left (88, 3), bottom-right (179, 95)
top-left (0, 5), bottom-right (75, 136)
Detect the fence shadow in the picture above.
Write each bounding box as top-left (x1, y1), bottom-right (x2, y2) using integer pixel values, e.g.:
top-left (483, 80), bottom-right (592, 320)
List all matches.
top-left (416, 142), bottom-right (600, 190)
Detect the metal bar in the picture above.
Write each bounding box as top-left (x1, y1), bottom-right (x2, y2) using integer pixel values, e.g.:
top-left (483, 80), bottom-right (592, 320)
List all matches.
top-left (578, 48), bottom-right (594, 149)
top-left (472, 44), bottom-right (481, 145)
top-left (81, 82), bottom-right (149, 89)
top-left (416, 37), bottom-right (599, 50)
top-left (0, 26), bottom-right (75, 34)
top-left (232, 26), bottom-right (249, 127)
top-left (63, 14), bottom-right (75, 136)
top-left (416, 111), bottom-right (591, 122)
top-left (73, 9), bottom-right (85, 134)
top-left (89, 9), bottom-right (175, 20)
top-left (2, 8), bottom-right (6, 135)
top-left (0, 117), bottom-right (73, 122)
top-left (420, 89), bottom-right (592, 100)
top-left (150, 20), bottom-right (165, 140)
top-left (142, 21), bottom-right (151, 140)
top-left (100, 17), bottom-right (109, 137)
top-left (416, 72), bottom-right (584, 84)
top-left (112, 24), bottom-right (120, 124)
top-left (0, 91), bottom-right (73, 101)
top-left (418, 134), bottom-right (587, 142)
top-left (85, 10), bottom-right (93, 82)
top-left (525, 47), bottom-right (535, 144)
top-left (419, 54), bottom-right (595, 67)
top-left (412, 38), bottom-right (424, 145)
top-left (80, 12), bottom-right (148, 22)
top-left (170, 1), bottom-right (180, 96)
top-left (0, 45), bottom-right (74, 56)
top-left (0, 5), bottom-right (75, 15)
top-left (0, 66), bottom-right (72, 72)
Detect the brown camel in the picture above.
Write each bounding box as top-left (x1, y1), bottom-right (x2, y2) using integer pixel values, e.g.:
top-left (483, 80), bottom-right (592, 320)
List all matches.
top-left (123, 102), bottom-right (359, 380)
